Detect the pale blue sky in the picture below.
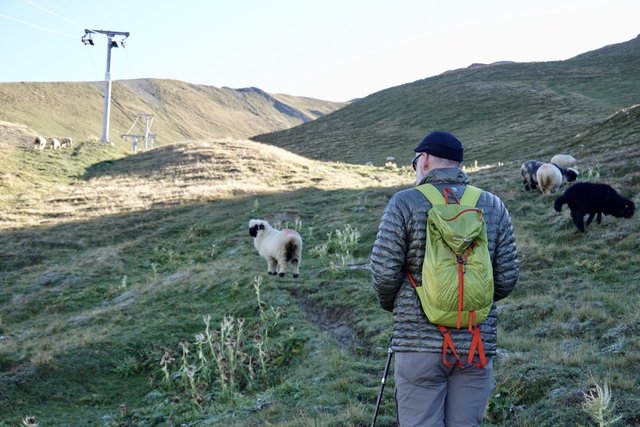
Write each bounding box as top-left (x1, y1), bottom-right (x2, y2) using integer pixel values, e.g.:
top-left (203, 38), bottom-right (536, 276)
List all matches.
top-left (1, 0), bottom-right (638, 102)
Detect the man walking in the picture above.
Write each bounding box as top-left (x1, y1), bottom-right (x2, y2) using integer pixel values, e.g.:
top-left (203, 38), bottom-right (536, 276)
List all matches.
top-left (370, 130), bottom-right (519, 426)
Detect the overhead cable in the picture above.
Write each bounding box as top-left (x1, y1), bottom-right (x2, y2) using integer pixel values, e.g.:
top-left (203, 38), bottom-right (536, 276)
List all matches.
top-left (22, 0), bottom-right (84, 28)
top-left (0, 13), bottom-right (76, 38)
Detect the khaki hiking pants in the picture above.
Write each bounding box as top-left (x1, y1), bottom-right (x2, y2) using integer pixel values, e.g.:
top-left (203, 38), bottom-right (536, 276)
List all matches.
top-left (394, 352), bottom-right (493, 427)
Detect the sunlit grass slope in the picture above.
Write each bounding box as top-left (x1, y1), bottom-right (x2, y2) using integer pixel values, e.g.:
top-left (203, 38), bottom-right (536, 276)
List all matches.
top-left (0, 79), bottom-right (345, 149)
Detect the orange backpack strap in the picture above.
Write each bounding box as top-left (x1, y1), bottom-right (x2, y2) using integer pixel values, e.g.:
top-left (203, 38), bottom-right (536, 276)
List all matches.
top-left (438, 326), bottom-right (464, 367)
top-left (406, 271), bottom-right (417, 289)
top-left (467, 323), bottom-right (487, 368)
top-left (408, 272), bottom-right (488, 369)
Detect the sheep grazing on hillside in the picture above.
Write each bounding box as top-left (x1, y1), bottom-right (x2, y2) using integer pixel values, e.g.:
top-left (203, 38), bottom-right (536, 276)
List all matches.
top-left (33, 136), bottom-right (47, 150)
top-left (554, 182), bottom-right (635, 232)
top-left (49, 138), bottom-right (61, 150)
top-left (554, 163), bottom-right (579, 184)
top-left (249, 219), bottom-right (302, 278)
top-left (535, 162), bottom-right (579, 195)
top-left (536, 163), bottom-right (564, 195)
top-left (550, 154), bottom-right (577, 168)
top-left (59, 137), bottom-right (73, 148)
top-left (520, 160), bottom-right (543, 191)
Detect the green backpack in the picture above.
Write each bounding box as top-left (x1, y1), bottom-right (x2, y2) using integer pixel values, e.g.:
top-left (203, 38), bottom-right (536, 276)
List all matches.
top-left (407, 183), bottom-right (494, 368)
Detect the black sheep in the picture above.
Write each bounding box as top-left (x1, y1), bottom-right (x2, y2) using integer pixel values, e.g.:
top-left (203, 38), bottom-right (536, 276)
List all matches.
top-left (554, 182), bottom-right (635, 231)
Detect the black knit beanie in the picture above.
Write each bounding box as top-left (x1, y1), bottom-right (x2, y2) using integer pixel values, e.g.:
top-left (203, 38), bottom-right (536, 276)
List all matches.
top-left (414, 131), bottom-right (464, 162)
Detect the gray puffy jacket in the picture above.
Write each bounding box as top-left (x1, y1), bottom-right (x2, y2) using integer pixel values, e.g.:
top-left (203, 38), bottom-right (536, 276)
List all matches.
top-left (371, 168), bottom-right (519, 355)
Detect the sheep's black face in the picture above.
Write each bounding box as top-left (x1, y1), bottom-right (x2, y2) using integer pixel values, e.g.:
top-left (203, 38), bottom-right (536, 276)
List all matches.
top-left (249, 223), bottom-right (265, 237)
top-left (565, 169), bottom-right (578, 182)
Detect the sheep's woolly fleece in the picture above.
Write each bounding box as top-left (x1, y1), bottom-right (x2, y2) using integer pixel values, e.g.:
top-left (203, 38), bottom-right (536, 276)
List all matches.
top-left (249, 219), bottom-right (302, 278)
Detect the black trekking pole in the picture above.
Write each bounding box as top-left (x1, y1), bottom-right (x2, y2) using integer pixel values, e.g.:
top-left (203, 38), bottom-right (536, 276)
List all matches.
top-left (371, 339), bottom-right (394, 427)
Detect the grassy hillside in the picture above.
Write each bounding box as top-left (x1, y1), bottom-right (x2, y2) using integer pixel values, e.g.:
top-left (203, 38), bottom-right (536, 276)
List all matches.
top-left (253, 35), bottom-right (640, 166)
top-left (0, 79), bottom-right (345, 149)
top-left (1, 102), bottom-right (639, 426)
top-left (1, 36), bottom-right (639, 426)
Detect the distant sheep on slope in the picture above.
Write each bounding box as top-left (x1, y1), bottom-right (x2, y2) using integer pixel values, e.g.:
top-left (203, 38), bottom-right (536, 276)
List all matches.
top-left (33, 136), bottom-right (47, 150)
top-left (550, 154), bottom-right (577, 168)
top-left (554, 182), bottom-right (635, 231)
top-left (49, 138), bottom-right (61, 150)
top-left (249, 219), bottom-right (302, 278)
top-left (536, 163), bottom-right (564, 195)
top-left (59, 137), bottom-right (73, 148)
top-left (536, 163), bottom-right (579, 195)
top-left (521, 160), bottom-right (543, 191)
top-left (554, 164), bottom-right (579, 184)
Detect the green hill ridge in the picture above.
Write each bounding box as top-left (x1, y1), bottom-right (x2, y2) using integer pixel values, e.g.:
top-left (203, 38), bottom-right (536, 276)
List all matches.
top-left (253, 34), bottom-right (640, 166)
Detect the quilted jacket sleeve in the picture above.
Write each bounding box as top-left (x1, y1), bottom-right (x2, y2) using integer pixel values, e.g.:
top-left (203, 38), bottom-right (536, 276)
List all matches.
top-left (488, 194), bottom-right (519, 301)
top-left (371, 192), bottom-right (409, 312)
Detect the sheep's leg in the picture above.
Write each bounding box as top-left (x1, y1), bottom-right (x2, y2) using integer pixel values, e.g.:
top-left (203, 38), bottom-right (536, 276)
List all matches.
top-left (596, 212), bottom-right (602, 224)
top-left (267, 257), bottom-right (278, 275)
top-left (571, 210), bottom-right (586, 232)
top-left (277, 258), bottom-right (287, 277)
top-left (585, 213), bottom-right (596, 226)
top-left (291, 258), bottom-right (300, 278)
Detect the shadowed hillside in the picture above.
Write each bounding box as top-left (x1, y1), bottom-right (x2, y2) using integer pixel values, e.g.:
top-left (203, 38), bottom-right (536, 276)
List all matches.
top-left (0, 79), bottom-right (345, 147)
top-left (253, 35), bottom-right (640, 166)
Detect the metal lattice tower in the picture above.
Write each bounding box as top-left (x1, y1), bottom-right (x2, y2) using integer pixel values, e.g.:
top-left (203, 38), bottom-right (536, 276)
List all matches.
top-left (121, 113), bottom-right (155, 153)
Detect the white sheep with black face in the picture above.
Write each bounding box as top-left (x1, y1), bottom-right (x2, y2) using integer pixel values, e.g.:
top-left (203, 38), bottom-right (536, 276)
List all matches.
top-left (34, 136), bottom-right (47, 150)
top-left (249, 219), bottom-right (302, 278)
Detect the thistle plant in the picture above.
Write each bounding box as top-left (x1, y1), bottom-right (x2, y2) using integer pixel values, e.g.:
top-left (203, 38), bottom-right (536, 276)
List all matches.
top-left (203, 314), bottom-right (227, 390)
top-left (254, 275), bottom-right (266, 320)
top-left (178, 341), bottom-right (191, 387)
top-left (159, 350), bottom-right (175, 383)
top-left (309, 242), bottom-right (329, 264)
top-left (582, 381), bottom-right (622, 426)
top-left (255, 333), bottom-right (267, 376)
top-left (22, 416), bottom-right (38, 427)
top-left (158, 279), bottom-right (289, 405)
top-left (216, 315), bottom-right (249, 391)
top-left (194, 332), bottom-right (210, 380)
top-left (310, 224), bottom-right (361, 268)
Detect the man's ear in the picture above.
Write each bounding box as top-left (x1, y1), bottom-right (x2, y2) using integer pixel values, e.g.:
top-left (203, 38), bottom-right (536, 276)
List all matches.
top-left (419, 153), bottom-right (429, 173)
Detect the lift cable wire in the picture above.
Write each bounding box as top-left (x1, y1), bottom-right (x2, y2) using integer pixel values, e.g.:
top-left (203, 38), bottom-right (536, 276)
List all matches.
top-left (0, 13), bottom-right (76, 38)
top-left (22, 0), bottom-right (85, 28)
